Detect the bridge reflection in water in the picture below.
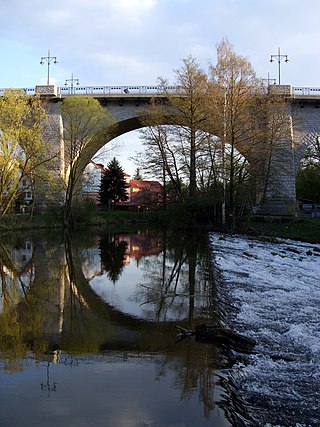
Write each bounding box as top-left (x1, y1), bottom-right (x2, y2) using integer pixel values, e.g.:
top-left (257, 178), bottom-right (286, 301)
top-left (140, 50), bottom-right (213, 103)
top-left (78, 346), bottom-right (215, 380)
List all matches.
top-left (0, 228), bottom-right (246, 426)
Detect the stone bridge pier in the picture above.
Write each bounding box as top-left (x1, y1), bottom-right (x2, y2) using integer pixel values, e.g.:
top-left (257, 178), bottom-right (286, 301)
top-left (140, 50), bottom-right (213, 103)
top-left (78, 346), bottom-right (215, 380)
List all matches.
top-left (254, 97), bottom-right (320, 215)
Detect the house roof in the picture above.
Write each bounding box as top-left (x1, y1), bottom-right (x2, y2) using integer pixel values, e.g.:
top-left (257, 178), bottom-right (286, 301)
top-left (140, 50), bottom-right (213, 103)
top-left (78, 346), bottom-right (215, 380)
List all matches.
top-left (87, 161), bottom-right (130, 177)
top-left (88, 161), bottom-right (106, 171)
top-left (130, 180), bottom-right (163, 191)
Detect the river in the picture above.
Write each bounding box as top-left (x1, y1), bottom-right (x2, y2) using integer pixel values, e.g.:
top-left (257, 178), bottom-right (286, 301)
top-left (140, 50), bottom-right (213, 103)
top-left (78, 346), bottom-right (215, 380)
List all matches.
top-left (0, 227), bottom-right (237, 427)
top-left (0, 227), bottom-right (318, 427)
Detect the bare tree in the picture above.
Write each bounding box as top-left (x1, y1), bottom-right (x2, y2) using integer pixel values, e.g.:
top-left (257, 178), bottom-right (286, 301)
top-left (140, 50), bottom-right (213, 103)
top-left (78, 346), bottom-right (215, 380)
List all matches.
top-left (209, 39), bottom-right (262, 223)
top-left (160, 56), bottom-right (213, 198)
top-left (135, 124), bottom-right (183, 204)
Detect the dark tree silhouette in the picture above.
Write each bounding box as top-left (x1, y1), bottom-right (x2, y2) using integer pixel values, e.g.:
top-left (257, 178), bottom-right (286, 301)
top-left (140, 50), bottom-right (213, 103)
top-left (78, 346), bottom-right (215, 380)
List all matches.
top-left (100, 235), bottom-right (128, 283)
top-left (99, 157), bottom-right (129, 209)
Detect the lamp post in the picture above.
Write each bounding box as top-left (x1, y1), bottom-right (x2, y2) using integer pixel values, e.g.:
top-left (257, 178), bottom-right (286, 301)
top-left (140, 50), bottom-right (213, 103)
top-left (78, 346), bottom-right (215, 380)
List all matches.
top-left (270, 47), bottom-right (289, 85)
top-left (40, 49), bottom-right (58, 86)
top-left (262, 73), bottom-right (276, 86)
top-left (64, 73), bottom-right (80, 94)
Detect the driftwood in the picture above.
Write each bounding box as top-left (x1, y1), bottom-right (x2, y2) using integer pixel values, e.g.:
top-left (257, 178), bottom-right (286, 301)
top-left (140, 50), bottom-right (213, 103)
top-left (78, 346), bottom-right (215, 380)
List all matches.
top-left (176, 324), bottom-right (256, 353)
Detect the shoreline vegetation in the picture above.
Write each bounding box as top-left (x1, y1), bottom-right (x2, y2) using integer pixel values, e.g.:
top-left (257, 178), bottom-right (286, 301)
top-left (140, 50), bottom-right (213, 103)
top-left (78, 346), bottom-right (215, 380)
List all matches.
top-left (1, 209), bottom-right (320, 243)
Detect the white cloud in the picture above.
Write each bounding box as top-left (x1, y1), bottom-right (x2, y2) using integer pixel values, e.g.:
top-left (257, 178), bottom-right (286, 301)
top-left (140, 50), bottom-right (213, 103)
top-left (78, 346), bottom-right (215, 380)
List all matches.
top-left (1, 0), bottom-right (320, 88)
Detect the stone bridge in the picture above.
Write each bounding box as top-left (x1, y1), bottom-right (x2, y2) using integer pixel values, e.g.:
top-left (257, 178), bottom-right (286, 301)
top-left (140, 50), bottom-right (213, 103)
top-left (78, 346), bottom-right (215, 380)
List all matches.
top-left (3, 84), bottom-right (320, 215)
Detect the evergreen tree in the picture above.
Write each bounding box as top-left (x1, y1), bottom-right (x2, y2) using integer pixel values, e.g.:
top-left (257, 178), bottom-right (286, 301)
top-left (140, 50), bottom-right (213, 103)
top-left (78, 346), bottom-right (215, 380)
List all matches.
top-left (99, 157), bottom-right (129, 209)
top-left (100, 235), bottom-right (128, 282)
top-left (133, 168), bottom-right (143, 180)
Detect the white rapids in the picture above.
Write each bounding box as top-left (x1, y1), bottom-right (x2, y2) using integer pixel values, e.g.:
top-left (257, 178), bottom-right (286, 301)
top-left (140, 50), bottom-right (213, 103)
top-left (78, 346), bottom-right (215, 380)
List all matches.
top-left (209, 233), bottom-right (320, 427)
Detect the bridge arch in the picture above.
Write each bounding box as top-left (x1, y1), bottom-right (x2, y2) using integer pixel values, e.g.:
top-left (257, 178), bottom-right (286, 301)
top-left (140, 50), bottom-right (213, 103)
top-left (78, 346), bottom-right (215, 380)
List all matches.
top-left (74, 104), bottom-right (225, 175)
top-left (41, 86), bottom-right (320, 216)
top-left (71, 103), bottom-right (258, 199)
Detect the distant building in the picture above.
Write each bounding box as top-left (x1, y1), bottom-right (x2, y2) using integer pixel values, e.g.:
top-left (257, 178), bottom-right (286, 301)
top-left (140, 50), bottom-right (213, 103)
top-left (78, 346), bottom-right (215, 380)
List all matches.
top-left (82, 162), bottom-right (163, 211)
top-left (82, 161), bottom-right (106, 203)
top-left (17, 170), bottom-right (33, 211)
top-left (116, 180), bottom-right (163, 211)
top-left (297, 198), bottom-right (320, 218)
top-left (9, 160), bottom-right (33, 213)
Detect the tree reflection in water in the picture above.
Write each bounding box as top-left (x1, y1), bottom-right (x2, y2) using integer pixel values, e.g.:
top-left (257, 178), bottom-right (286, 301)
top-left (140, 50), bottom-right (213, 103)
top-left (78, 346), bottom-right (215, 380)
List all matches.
top-left (100, 233), bottom-right (128, 283)
top-left (0, 228), bottom-right (236, 424)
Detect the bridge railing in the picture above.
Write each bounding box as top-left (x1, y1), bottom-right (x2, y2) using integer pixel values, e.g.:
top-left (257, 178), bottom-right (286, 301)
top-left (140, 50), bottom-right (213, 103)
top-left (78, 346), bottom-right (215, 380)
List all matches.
top-left (0, 87), bottom-right (36, 96)
top-left (293, 87), bottom-right (320, 96)
top-left (59, 85), bottom-right (180, 95)
top-left (1, 85), bottom-right (320, 97)
top-left (0, 85), bottom-right (181, 97)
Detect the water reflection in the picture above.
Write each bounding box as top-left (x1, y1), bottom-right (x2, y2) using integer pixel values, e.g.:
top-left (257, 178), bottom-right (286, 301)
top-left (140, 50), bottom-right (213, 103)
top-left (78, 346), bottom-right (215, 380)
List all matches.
top-left (0, 228), bottom-right (235, 426)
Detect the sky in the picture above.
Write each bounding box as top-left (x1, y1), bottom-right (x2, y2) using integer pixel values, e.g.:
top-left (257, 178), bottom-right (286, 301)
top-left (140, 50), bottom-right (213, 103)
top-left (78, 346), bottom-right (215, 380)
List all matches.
top-left (1, 0), bottom-right (320, 176)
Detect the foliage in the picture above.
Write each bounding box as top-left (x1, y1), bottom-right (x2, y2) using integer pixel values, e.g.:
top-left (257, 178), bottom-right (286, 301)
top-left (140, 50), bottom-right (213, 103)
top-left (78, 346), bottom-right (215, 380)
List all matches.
top-left (136, 41), bottom-right (262, 224)
top-left (300, 135), bottom-right (320, 166)
top-left (100, 234), bottom-right (128, 282)
top-left (247, 217), bottom-right (320, 243)
top-left (68, 196), bottom-right (99, 225)
top-left (296, 165), bottom-right (320, 202)
top-left (132, 167), bottom-right (143, 180)
top-left (296, 136), bottom-right (320, 202)
top-left (134, 123), bottom-right (183, 206)
top-left (209, 38), bottom-right (261, 226)
top-left (162, 56), bottom-right (213, 198)
top-left (0, 90), bottom-right (48, 219)
top-left (60, 96), bottom-right (115, 225)
top-left (99, 157), bottom-right (129, 209)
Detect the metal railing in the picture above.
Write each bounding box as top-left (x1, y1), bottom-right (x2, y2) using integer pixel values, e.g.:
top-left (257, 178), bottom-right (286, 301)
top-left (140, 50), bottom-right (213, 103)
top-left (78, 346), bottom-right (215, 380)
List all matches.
top-left (0, 87), bottom-right (36, 96)
top-left (293, 87), bottom-right (320, 96)
top-left (0, 85), bottom-right (179, 97)
top-left (1, 85), bottom-right (320, 97)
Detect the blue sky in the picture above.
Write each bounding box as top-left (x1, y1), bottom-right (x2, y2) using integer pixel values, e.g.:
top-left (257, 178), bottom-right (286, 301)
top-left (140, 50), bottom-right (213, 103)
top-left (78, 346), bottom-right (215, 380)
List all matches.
top-left (1, 0), bottom-right (320, 175)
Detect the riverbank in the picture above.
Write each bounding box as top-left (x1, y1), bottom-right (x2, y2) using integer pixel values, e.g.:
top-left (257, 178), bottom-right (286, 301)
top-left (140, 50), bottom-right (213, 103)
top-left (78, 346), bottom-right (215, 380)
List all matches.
top-left (244, 215), bottom-right (320, 243)
top-left (1, 211), bottom-right (320, 243)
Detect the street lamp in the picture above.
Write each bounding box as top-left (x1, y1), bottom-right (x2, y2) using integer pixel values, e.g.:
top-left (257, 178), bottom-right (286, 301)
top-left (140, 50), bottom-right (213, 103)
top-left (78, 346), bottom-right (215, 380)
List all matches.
top-left (64, 73), bottom-right (80, 94)
top-left (40, 49), bottom-right (58, 86)
top-left (270, 47), bottom-right (289, 85)
top-left (262, 73), bottom-right (276, 86)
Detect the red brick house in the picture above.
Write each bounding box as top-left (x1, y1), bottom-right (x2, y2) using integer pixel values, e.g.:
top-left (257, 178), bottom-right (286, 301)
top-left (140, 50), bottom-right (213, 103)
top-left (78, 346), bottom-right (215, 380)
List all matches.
top-left (82, 162), bottom-right (163, 210)
top-left (116, 180), bottom-right (163, 211)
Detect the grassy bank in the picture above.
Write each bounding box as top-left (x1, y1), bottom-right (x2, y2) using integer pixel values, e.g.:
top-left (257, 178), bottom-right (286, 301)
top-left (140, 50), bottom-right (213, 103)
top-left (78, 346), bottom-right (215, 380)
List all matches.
top-left (0, 210), bottom-right (162, 233)
top-left (1, 210), bottom-right (320, 243)
top-left (244, 216), bottom-right (320, 243)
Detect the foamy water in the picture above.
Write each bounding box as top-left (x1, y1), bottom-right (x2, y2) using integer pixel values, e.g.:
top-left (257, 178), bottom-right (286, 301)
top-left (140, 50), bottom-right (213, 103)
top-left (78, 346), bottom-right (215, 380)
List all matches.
top-left (210, 233), bottom-right (320, 427)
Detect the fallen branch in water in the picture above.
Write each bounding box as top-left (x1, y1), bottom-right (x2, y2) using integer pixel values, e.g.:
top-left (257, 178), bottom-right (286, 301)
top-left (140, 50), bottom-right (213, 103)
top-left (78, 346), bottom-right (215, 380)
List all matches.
top-left (176, 324), bottom-right (256, 353)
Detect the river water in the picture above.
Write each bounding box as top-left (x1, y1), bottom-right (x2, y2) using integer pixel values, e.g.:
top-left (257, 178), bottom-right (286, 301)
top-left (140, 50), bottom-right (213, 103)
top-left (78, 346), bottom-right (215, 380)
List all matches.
top-left (1, 227), bottom-right (318, 427)
top-left (0, 227), bottom-right (238, 427)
